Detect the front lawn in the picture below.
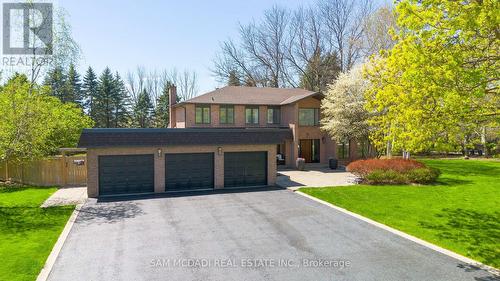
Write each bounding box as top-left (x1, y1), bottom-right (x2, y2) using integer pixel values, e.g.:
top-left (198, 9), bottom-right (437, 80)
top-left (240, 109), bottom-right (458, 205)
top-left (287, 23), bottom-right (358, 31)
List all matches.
top-left (300, 159), bottom-right (500, 268)
top-left (0, 186), bottom-right (74, 281)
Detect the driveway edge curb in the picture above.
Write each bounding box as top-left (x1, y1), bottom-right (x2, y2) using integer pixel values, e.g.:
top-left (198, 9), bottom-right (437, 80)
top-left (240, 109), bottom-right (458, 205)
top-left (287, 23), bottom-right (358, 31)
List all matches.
top-left (36, 203), bottom-right (82, 281)
top-left (294, 190), bottom-right (500, 276)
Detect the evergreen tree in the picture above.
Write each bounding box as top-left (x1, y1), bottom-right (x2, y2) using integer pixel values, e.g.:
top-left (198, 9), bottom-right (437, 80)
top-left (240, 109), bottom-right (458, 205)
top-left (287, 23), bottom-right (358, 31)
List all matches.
top-left (227, 70), bottom-right (241, 86)
top-left (65, 63), bottom-right (82, 106)
top-left (300, 52), bottom-right (341, 93)
top-left (154, 82), bottom-right (172, 128)
top-left (112, 72), bottom-right (131, 127)
top-left (44, 66), bottom-right (68, 102)
top-left (82, 67), bottom-right (99, 123)
top-left (95, 67), bottom-right (115, 127)
top-left (133, 89), bottom-right (154, 128)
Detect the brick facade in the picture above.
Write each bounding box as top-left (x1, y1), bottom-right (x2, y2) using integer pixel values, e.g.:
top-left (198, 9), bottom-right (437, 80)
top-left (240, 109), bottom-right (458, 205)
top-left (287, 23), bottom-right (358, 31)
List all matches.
top-left (171, 97), bottom-right (342, 167)
top-left (86, 144), bottom-right (276, 197)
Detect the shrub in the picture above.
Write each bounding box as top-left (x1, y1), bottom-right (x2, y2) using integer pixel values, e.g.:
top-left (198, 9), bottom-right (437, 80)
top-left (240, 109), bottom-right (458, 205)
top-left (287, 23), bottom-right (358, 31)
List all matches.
top-left (365, 170), bottom-right (406, 184)
top-left (347, 159), bottom-right (440, 185)
top-left (406, 168), bottom-right (441, 184)
top-left (347, 159), bottom-right (425, 176)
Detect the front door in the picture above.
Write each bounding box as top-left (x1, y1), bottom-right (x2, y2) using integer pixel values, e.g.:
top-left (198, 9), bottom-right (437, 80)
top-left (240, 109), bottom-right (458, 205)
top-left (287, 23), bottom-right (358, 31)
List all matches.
top-left (299, 139), bottom-right (320, 163)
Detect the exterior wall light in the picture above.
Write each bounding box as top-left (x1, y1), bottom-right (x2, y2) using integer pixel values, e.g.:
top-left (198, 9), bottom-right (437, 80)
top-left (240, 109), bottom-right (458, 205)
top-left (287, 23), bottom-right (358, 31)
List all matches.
top-left (157, 148), bottom-right (162, 158)
top-left (218, 147), bottom-right (222, 155)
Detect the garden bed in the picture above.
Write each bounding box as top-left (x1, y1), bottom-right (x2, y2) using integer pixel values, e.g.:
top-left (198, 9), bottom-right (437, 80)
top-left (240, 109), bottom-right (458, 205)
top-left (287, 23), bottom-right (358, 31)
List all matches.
top-left (347, 159), bottom-right (440, 184)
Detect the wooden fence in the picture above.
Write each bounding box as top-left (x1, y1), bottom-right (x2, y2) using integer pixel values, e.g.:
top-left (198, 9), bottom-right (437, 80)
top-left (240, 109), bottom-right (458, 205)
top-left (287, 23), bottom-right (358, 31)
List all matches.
top-left (0, 155), bottom-right (87, 187)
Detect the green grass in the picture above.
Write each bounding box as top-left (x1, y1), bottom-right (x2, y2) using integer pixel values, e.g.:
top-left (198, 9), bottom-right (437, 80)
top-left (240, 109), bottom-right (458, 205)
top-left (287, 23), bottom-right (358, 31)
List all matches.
top-left (300, 159), bottom-right (500, 268)
top-left (0, 186), bottom-right (74, 281)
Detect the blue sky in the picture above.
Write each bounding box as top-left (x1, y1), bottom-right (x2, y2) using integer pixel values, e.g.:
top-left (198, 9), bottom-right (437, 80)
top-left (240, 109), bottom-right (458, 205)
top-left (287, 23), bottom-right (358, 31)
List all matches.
top-left (59, 0), bottom-right (317, 94)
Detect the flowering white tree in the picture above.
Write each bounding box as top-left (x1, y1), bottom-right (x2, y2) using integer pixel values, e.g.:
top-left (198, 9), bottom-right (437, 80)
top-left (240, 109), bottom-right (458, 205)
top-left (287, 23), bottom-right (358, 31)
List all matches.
top-left (320, 65), bottom-right (370, 141)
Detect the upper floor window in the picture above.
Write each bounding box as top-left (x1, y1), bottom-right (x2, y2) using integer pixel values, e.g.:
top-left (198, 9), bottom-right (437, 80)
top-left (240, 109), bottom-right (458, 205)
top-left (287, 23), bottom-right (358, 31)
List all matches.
top-left (245, 106), bottom-right (259, 124)
top-left (219, 105), bottom-right (234, 124)
top-left (195, 105), bottom-right (211, 124)
top-left (299, 108), bottom-right (319, 126)
top-left (267, 107), bottom-right (280, 124)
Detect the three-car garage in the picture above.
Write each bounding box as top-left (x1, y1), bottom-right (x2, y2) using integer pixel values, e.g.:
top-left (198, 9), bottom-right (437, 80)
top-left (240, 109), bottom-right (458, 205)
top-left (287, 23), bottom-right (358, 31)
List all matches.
top-left (80, 128), bottom-right (292, 197)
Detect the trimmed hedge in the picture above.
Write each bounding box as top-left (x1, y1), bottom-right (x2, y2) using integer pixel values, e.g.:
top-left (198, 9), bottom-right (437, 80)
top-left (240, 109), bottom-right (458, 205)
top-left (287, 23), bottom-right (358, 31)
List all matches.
top-left (347, 159), bottom-right (440, 184)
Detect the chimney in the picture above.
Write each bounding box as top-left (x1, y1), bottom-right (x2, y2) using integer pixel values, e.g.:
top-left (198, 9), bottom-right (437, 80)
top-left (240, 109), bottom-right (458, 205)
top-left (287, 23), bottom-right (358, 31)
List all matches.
top-left (168, 85), bottom-right (177, 128)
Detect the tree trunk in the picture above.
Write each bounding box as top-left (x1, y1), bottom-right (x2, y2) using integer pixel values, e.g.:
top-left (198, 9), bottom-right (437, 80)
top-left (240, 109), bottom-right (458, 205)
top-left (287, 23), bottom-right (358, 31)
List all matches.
top-left (386, 140), bottom-right (392, 158)
top-left (481, 126), bottom-right (488, 157)
top-left (4, 161), bottom-right (8, 182)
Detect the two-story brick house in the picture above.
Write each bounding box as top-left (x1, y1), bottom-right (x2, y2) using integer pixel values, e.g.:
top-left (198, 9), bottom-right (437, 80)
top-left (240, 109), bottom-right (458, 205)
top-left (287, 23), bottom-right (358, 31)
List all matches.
top-left (78, 86), bottom-right (358, 197)
top-left (169, 86), bottom-right (354, 167)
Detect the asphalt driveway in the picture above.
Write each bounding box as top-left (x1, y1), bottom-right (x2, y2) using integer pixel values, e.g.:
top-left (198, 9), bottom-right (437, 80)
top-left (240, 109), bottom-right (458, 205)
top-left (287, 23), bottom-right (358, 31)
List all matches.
top-left (47, 188), bottom-right (497, 281)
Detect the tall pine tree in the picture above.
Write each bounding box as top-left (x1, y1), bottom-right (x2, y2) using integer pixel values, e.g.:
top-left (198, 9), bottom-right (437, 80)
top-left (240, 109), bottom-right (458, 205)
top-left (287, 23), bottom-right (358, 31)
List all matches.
top-left (299, 52), bottom-right (341, 93)
top-left (82, 67), bottom-right (99, 123)
top-left (112, 72), bottom-right (131, 127)
top-left (44, 66), bottom-right (68, 102)
top-left (133, 89), bottom-right (154, 128)
top-left (65, 63), bottom-right (83, 106)
top-left (154, 82), bottom-right (172, 128)
top-left (95, 67), bottom-right (115, 127)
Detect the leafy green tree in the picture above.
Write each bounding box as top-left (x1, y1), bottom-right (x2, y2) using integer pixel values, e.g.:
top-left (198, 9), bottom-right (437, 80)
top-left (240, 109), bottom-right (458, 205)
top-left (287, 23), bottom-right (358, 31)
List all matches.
top-left (82, 67), bottom-right (99, 123)
top-left (365, 0), bottom-right (500, 153)
top-left (133, 89), bottom-right (154, 128)
top-left (65, 63), bottom-right (83, 106)
top-left (0, 74), bottom-right (93, 162)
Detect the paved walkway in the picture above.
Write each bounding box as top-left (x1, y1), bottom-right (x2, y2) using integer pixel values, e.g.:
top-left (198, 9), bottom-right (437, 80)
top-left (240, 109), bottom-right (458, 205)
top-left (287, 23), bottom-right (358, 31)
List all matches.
top-left (277, 166), bottom-right (358, 190)
top-left (41, 187), bottom-right (87, 207)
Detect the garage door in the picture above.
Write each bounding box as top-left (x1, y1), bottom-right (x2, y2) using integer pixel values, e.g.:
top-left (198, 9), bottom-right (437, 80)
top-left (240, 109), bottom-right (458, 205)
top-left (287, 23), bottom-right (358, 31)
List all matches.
top-left (98, 154), bottom-right (154, 196)
top-left (224, 152), bottom-right (267, 188)
top-left (165, 153), bottom-right (214, 192)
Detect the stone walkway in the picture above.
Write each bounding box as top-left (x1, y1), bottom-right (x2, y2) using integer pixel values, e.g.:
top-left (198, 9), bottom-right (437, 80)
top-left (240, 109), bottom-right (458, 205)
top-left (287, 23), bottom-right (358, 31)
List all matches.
top-left (41, 187), bottom-right (87, 207)
top-left (276, 166), bottom-right (358, 190)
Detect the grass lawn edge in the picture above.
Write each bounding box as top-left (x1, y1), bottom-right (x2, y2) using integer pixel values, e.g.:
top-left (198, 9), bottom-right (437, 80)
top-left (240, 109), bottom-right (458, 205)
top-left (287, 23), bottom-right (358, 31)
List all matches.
top-left (36, 204), bottom-right (81, 281)
top-left (293, 189), bottom-right (500, 276)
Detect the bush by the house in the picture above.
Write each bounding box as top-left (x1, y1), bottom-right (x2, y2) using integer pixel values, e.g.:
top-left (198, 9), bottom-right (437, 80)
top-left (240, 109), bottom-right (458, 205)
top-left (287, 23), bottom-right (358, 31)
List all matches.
top-left (347, 159), bottom-right (440, 184)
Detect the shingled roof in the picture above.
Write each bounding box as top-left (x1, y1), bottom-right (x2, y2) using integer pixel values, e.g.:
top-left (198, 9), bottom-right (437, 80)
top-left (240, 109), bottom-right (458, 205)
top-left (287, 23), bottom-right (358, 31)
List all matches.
top-left (176, 86), bottom-right (321, 106)
top-left (78, 128), bottom-right (293, 148)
